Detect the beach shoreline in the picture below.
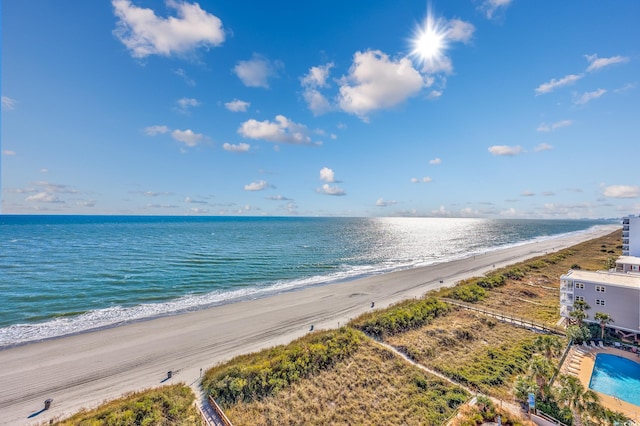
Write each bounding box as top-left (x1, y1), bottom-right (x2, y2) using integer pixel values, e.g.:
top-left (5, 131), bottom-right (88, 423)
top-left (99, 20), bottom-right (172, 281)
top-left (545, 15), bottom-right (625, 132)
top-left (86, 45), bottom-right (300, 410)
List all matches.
top-left (0, 225), bottom-right (618, 425)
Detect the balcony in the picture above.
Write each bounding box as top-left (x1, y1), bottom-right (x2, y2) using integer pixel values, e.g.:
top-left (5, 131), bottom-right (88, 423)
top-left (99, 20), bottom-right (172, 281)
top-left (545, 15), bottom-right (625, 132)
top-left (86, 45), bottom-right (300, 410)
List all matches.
top-left (560, 281), bottom-right (574, 291)
top-left (623, 226), bottom-right (630, 231)
top-left (560, 296), bottom-right (574, 305)
top-left (560, 306), bottom-right (571, 317)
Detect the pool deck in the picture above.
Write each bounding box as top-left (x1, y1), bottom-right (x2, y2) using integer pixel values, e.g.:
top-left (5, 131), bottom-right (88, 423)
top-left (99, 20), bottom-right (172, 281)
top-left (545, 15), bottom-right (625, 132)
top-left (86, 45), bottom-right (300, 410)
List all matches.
top-left (561, 344), bottom-right (640, 423)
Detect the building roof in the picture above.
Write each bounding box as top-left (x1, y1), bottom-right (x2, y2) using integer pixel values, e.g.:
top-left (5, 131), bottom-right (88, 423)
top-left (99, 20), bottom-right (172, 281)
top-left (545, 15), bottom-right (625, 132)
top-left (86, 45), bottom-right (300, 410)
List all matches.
top-left (561, 269), bottom-right (640, 289)
top-left (616, 256), bottom-right (640, 267)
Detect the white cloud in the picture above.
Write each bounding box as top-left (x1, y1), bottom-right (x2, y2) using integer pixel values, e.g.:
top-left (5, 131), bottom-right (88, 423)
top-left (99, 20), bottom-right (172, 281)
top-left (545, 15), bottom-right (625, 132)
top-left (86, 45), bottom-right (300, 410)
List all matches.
top-left (112, 0), bottom-right (225, 58)
top-left (2, 150), bottom-right (16, 156)
top-left (614, 83), bottom-right (636, 94)
top-left (521, 190), bottom-right (535, 197)
top-left (500, 207), bottom-right (517, 217)
top-left (488, 145), bottom-right (523, 156)
top-left (446, 19), bottom-right (475, 43)
top-left (171, 129), bottom-right (203, 147)
top-left (26, 192), bottom-right (64, 203)
top-left (1, 96), bottom-right (17, 110)
top-left (535, 74), bottom-right (582, 95)
top-left (76, 200), bottom-right (96, 207)
top-left (174, 68), bottom-right (195, 86)
top-left (536, 120), bottom-right (573, 132)
top-left (238, 115), bottom-right (313, 145)
top-left (224, 99), bottom-right (250, 112)
top-left (431, 205), bottom-right (450, 216)
top-left (189, 207), bottom-right (209, 214)
top-left (319, 167), bottom-right (336, 183)
top-left (32, 181), bottom-right (78, 194)
top-left (222, 142), bottom-right (250, 153)
top-left (479, 0), bottom-right (512, 19)
top-left (574, 89), bottom-right (606, 105)
top-left (185, 196), bottom-right (208, 204)
top-left (411, 177), bottom-right (432, 183)
top-left (429, 157), bottom-right (442, 165)
top-left (376, 198), bottom-right (397, 207)
top-left (542, 191), bottom-right (556, 196)
top-left (40, 168), bottom-right (49, 173)
top-left (318, 184), bottom-right (346, 196)
top-left (267, 195), bottom-right (291, 201)
top-left (144, 125), bottom-right (170, 135)
top-left (337, 50), bottom-right (426, 119)
top-left (244, 180), bottom-right (270, 191)
top-left (233, 54), bottom-right (280, 88)
top-left (603, 185), bottom-right (640, 199)
top-left (300, 63), bottom-right (336, 116)
top-left (176, 97), bottom-right (200, 113)
top-left (303, 89), bottom-right (333, 116)
top-left (585, 54), bottom-right (629, 72)
top-left (301, 63), bottom-right (334, 88)
top-left (534, 143), bottom-right (553, 152)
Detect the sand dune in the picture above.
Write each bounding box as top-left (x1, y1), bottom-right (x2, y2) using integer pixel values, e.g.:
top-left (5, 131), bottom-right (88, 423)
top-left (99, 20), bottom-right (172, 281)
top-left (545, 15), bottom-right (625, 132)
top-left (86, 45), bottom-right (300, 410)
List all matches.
top-left (0, 225), bottom-right (617, 425)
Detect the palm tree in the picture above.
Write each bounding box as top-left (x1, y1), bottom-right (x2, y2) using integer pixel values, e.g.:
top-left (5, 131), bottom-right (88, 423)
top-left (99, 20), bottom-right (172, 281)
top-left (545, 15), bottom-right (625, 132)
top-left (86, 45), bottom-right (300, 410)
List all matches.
top-left (513, 375), bottom-right (537, 404)
top-left (593, 312), bottom-right (613, 340)
top-left (528, 355), bottom-right (555, 400)
top-left (534, 335), bottom-right (563, 359)
top-left (570, 300), bottom-right (591, 326)
top-left (557, 374), bottom-right (600, 426)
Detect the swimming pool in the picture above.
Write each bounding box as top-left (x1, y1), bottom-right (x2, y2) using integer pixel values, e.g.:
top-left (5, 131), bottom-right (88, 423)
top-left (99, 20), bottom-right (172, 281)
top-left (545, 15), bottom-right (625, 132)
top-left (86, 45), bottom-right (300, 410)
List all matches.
top-left (589, 353), bottom-right (640, 407)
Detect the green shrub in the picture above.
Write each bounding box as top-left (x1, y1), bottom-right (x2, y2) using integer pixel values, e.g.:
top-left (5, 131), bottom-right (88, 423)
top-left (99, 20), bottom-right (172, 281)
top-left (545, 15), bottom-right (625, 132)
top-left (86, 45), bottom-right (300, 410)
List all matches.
top-left (54, 385), bottom-right (201, 426)
top-left (351, 297), bottom-right (450, 339)
top-left (203, 328), bottom-right (363, 407)
top-left (451, 284), bottom-right (486, 303)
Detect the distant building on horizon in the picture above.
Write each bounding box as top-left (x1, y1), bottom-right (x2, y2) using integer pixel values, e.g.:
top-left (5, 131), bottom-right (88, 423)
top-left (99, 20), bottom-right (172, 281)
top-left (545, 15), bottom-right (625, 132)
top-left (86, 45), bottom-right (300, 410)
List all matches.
top-left (560, 215), bottom-right (640, 342)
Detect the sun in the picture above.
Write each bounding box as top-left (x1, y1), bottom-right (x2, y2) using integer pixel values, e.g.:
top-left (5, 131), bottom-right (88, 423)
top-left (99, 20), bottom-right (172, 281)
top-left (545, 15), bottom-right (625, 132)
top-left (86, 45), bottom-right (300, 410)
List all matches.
top-left (410, 12), bottom-right (448, 68)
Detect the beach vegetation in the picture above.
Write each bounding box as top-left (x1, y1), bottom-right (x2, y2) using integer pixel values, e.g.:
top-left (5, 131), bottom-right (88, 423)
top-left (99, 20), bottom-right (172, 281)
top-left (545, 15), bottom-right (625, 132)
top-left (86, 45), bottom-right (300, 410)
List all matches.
top-left (53, 385), bottom-right (202, 426)
top-left (202, 327), bottom-right (363, 407)
top-left (385, 310), bottom-right (542, 398)
top-left (451, 396), bottom-right (535, 426)
top-left (593, 312), bottom-right (613, 340)
top-left (219, 339), bottom-right (469, 425)
top-left (565, 324), bottom-right (591, 344)
top-left (435, 231), bottom-right (621, 325)
top-left (450, 283), bottom-right (487, 302)
top-left (350, 296), bottom-right (450, 339)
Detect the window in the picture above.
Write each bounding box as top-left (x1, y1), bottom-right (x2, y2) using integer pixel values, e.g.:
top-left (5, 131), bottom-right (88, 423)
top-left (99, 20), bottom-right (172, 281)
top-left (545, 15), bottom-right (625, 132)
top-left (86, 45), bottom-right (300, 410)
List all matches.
top-left (576, 296), bottom-right (584, 302)
top-left (575, 282), bottom-right (584, 289)
top-left (596, 285), bottom-right (606, 293)
top-left (596, 299), bottom-right (606, 306)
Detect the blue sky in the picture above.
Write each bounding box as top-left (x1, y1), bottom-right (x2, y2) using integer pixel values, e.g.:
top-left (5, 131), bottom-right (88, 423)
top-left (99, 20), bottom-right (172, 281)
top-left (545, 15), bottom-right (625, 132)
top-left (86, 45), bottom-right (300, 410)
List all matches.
top-left (2, 0), bottom-right (639, 218)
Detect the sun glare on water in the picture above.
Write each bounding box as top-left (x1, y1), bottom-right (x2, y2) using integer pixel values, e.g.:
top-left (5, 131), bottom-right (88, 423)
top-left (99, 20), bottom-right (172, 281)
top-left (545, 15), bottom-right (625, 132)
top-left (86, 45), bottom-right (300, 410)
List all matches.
top-left (410, 11), bottom-right (448, 68)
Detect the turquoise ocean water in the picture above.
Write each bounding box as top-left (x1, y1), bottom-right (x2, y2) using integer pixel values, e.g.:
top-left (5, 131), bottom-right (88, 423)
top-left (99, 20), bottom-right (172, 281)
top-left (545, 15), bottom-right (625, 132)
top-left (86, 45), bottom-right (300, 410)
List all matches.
top-left (0, 215), bottom-right (612, 347)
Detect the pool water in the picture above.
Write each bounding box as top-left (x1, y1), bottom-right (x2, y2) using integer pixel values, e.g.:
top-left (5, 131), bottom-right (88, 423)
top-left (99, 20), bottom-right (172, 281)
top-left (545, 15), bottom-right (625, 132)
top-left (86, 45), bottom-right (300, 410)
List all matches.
top-left (589, 353), bottom-right (640, 407)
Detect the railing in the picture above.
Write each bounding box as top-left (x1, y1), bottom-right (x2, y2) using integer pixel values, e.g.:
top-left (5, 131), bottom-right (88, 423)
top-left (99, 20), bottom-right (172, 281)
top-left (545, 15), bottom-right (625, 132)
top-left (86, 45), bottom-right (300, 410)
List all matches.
top-left (196, 402), bottom-right (215, 426)
top-left (208, 395), bottom-right (234, 426)
top-left (534, 410), bottom-right (570, 426)
top-left (442, 299), bottom-right (565, 335)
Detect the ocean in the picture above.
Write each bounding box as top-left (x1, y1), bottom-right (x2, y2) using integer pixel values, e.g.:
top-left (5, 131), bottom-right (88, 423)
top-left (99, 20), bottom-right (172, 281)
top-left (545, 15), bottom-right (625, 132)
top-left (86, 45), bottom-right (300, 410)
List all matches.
top-left (0, 215), bottom-right (612, 347)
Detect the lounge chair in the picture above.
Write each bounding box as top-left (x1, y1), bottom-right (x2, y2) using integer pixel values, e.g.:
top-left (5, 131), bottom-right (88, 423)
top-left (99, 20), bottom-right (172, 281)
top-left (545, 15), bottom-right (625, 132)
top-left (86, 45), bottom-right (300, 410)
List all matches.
top-left (590, 341), bottom-right (597, 348)
top-left (598, 341), bottom-right (605, 349)
top-left (582, 341), bottom-right (589, 348)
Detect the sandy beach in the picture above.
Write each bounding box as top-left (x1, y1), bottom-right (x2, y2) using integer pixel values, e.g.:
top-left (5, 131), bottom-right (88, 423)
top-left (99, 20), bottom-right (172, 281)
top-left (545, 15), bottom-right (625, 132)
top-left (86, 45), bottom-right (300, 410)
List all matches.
top-left (0, 225), bottom-right (618, 425)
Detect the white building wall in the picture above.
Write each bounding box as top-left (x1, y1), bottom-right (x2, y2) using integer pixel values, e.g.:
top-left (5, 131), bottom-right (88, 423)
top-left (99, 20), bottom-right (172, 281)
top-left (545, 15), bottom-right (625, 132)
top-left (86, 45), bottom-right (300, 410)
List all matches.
top-left (628, 216), bottom-right (640, 257)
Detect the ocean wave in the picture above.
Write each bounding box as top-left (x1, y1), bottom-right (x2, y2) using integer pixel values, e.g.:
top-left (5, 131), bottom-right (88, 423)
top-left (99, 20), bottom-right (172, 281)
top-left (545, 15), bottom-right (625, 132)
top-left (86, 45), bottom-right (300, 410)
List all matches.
top-left (0, 223), bottom-right (615, 348)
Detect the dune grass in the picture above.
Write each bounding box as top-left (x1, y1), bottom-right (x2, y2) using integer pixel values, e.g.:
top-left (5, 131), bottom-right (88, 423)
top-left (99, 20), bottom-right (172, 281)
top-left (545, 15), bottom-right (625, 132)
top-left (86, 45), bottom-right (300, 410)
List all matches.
top-left (52, 384), bottom-right (202, 426)
top-left (435, 231), bottom-right (621, 324)
top-left (222, 339), bottom-right (469, 426)
top-left (385, 309), bottom-right (552, 399)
